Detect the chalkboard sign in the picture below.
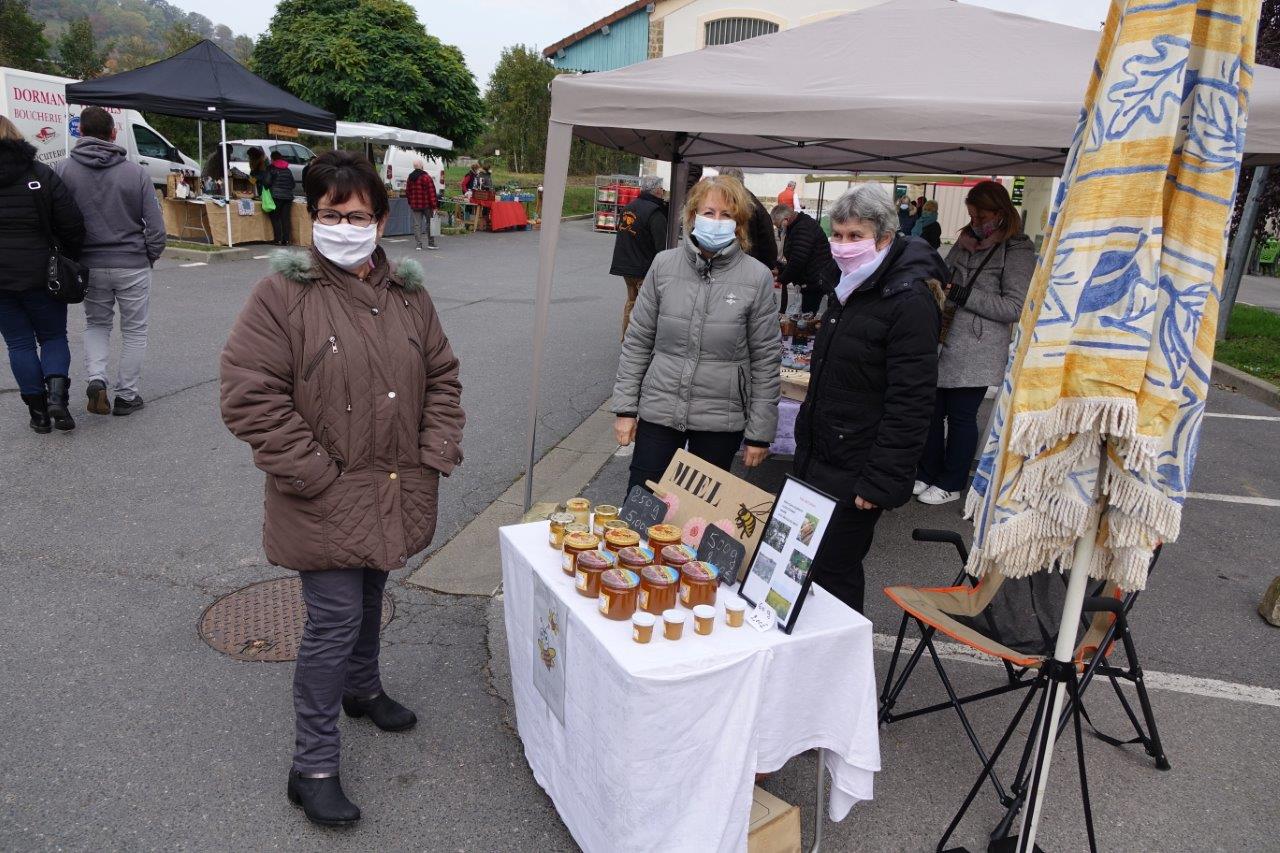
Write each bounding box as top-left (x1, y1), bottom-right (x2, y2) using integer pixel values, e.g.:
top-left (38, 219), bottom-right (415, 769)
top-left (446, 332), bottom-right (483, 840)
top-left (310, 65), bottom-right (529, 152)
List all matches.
top-left (619, 486), bottom-right (668, 534)
top-left (698, 524), bottom-right (749, 586)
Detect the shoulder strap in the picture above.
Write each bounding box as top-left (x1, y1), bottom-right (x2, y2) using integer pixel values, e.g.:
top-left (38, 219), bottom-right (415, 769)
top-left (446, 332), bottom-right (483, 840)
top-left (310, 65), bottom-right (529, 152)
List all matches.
top-left (949, 242), bottom-right (999, 286)
top-left (26, 168), bottom-right (60, 253)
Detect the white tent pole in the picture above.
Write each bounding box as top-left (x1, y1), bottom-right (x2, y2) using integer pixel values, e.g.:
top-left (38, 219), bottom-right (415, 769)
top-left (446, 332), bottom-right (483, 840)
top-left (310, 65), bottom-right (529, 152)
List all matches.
top-left (198, 121), bottom-right (203, 163)
top-left (1015, 448), bottom-right (1103, 852)
top-left (523, 120), bottom-right (574, 512)
top-left (221, 119), bottom-right (233, 248)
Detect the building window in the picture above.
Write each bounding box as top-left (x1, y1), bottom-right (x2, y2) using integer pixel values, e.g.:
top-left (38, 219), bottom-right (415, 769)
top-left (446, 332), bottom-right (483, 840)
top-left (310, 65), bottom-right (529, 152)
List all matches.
top-left (704, 17), bottom-right (779, 46)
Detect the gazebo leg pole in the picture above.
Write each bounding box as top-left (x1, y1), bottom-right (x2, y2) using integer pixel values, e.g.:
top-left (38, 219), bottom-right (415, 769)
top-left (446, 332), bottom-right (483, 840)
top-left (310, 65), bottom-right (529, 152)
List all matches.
top-left (808, 748), bottom-right (826, 853)
top-left (221, 119), bottom-right (233, 248)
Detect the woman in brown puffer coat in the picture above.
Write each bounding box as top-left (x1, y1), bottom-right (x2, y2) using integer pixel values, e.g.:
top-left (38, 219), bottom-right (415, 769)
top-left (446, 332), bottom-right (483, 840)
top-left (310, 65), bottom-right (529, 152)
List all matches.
top-left (219, 151), bottom-right (463, 828)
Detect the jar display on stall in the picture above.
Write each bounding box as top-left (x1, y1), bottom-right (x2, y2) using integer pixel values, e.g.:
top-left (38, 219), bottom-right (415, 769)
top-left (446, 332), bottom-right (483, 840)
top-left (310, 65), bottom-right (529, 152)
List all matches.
top-left (548, 512), bottom-right (575, 549)
top-left (598, 568), bottom-right (640, 620)
top-left (592, 505), bottom-right (620, 537)
top-left (659, 543), bottom-right (696, 571)
top-left (604, 526), bottom-right (641, 554)
top-left (617, 545), bottom-right (655, 573)
top-left (680, 561), bottom-right (720, 608)
top-left (603, 519), bottom-right (630, 537)
top-left (646, 523), bottom-right (682, 552)
top-left (639, 565), bottom-right (680, 615)
top-left (566, 497), bottom-right (591, 528)
top-left (562, 530), bottom-right (601, 576)
top-left (575, 548), bottom-right (616, 598)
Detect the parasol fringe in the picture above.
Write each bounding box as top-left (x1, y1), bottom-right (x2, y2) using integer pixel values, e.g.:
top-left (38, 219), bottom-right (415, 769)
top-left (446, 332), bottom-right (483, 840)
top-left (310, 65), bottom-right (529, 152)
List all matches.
top-left (1103, 460), bottom-right (1182, 540)
top-left (1008, 399), bottom-right (1158, 474)
top-left (1012, 432), bottom-right (1099, 503)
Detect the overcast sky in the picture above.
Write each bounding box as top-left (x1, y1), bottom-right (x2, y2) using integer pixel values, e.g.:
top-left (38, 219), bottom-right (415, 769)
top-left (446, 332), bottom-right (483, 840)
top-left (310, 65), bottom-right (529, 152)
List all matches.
top-left (183, 0), bottom-right (1110, 87)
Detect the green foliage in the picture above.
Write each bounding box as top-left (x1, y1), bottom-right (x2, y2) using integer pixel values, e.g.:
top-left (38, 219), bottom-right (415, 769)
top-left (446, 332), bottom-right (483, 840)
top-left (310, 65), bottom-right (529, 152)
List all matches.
top-left (1216, 303), bottom-right (1280, 385)
top-left (56, 15), bottom-right (108, 79)
top-left (483, 45), bottom-right (557, 173)
top-left (0, 0), bottom-right (51, 72)
top-left (163, 21), bottom-right (203, 55)
top-left (252, 0), bottom-right (485, 149)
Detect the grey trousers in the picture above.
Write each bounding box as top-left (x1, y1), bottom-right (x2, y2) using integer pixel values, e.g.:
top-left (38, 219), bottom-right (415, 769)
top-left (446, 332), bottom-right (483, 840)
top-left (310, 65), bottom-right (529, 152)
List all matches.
top-left (293, 568), bottom-right (388, 774)
top-left (83, 267), bottom-right (150, 400)
top-left (410, 208), bottom-right (436, 248)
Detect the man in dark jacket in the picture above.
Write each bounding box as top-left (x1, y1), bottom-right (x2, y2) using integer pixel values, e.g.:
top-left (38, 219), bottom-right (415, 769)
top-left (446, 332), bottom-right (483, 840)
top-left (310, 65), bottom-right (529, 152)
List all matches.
top-left (719, 168), bottom-right (778, 272)
top-left (404, 159), bottom-right (438, 251)
top-left (772, 204), bottom-right (837, 314)
top-left (609, 175), bottom-right (668, 340)
top-left (794, 185), bottom-right (944, 613)
top-left (264, 150), bottom-right (296, 247)
top-left (56, 106), bottom-right (164, 417)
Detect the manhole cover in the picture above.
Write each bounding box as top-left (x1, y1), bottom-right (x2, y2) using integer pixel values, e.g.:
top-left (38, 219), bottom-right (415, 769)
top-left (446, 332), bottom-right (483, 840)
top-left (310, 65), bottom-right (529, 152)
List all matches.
top-left (199, 576), bottom-right (394, 662)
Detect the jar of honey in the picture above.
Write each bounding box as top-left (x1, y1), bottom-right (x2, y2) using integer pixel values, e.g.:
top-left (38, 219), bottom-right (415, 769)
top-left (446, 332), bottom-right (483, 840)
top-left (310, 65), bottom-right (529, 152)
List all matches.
top-left (618, 545), bottom-right (655, 572)
top-left (639, 564), bottom-right (680, 615)
top-left (592, 504), bottom-right (620, 537)
top-left (566, 497), bottom-right (591, 528)
top-left (562, 530), bottom-right (600, 576)
top-left (603, 519), bottom-right (630, 537)
top-left (680, 561), bottom-right (720, 608)
top-left (575, 548), bottom-right (616, 598)
top-left (646, 523), bottom-right (682, 551)
top-left (659, 543), bottom-right (696, 571)
top-left (548, 511), bottom-right (575, 549)
top-left (598, 568), bottom-right (640, 620)
top-left (604, 526), bottom-right (641, 554)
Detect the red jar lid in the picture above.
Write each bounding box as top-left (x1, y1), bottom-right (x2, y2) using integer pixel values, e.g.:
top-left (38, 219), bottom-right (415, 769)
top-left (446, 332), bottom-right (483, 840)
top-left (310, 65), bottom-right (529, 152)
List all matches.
top-left (681, 561), bottom-right (719, 583)
top-left (601, 568), bottom-right (640, 591)
top-left (641, 565), bottom-right (679, 586)
top-left (661, 544), bottom-right (696, 565)
top-left (618, 545), bottom-right (655, 566)
top-left (577, 550), bottom-right (614, 570)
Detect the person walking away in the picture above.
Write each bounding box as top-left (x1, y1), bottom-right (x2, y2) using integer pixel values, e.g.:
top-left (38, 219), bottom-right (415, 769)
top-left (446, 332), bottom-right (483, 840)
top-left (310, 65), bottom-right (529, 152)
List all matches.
top-left (912, 199), bottom-right (942, 249)
top-left (777, 180), bottom-right (796, 210)
top-left (55, 106), bottom-right (162, 418)
top-left (404, 159), bottom-right (439, 251)
top-left (609, 175), bottom-right (668, 340)
top-left (0, 115), bottom-right (84, 432)
top-left (248, 146), bottom-right (270, 197)
top-left (265, 149), bottom-right (296, 246)
top-left (612, 175), bottom-right (782, 494)
top-left (220, 151), bottom-right (465, 827)
top-left (793, 184), bottom-right (943, 613)
top-left (718, 168), bottom-right (778, 273)
top-left (772, 203), bottom-right (837, 315)
top-left (916, 180), bottom-right (1032, 505)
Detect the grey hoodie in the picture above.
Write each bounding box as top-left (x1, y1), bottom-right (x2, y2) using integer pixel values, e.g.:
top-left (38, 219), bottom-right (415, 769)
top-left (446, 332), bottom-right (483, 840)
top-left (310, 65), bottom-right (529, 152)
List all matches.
top-left (55, 137), bottom-right (165, 269)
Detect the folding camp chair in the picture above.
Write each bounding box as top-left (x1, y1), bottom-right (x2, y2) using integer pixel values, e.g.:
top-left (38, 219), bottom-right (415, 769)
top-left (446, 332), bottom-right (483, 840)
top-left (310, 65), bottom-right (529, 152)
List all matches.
top-left (877, 529), bottom-right (1170, 851)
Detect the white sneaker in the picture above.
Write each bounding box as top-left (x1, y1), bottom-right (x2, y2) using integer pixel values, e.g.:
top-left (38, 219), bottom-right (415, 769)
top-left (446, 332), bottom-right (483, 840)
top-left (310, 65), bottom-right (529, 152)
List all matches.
top-left (918, 486), bottom-right (960, 506)
top-left (913, 480), bottom-right (929, 496)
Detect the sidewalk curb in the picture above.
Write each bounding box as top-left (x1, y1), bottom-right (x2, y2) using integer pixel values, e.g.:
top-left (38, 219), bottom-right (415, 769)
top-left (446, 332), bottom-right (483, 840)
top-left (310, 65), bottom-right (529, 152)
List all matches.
top-left (562, 213), bottom-right (594, 222)
top-left (1212, 361), bottom-right (1280, 410)
top-left (164, 245), bottom-right (254, 265)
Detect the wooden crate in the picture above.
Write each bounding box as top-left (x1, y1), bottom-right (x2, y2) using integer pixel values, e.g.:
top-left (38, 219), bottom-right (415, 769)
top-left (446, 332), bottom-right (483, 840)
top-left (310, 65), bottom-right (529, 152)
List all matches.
top-left (749, 786), bottom-right (801, 853)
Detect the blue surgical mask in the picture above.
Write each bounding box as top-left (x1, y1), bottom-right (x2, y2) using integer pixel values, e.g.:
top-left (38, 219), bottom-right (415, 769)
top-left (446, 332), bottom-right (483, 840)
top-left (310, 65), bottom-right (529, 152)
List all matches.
top-left (691, 215), bottom-right (736, 251)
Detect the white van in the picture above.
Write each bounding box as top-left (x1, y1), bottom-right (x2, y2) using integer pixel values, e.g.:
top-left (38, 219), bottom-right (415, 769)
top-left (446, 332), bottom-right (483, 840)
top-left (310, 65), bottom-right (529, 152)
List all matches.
top-left (1, 66), bottom-right (199, 187)
top-left (381, 146), bottom-right (446, 196)
top-left (225, 139), bottom-right (316, 182)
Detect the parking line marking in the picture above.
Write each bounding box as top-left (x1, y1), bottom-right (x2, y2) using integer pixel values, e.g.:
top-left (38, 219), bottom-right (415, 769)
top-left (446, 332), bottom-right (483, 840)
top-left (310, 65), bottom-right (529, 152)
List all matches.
top-left (1205, 413), bottom-right (1280, 422)
top-left (872, 634), bottom-right (1280, 708)
top-left (253, 254), bottom-right (271, 259)
top-left (179, 262), bottom-right (207, 267)
top-left (1187, 492), bottom-right (1280, 507)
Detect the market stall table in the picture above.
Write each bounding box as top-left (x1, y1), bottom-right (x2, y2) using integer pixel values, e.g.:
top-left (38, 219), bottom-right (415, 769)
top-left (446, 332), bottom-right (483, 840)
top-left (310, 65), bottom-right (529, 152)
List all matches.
top-left (476, 196), bottom-right (529, 231)
top-left (500, 520), bottom-right (880, 853)
top-left (161, 196), bottom-right (312, 247)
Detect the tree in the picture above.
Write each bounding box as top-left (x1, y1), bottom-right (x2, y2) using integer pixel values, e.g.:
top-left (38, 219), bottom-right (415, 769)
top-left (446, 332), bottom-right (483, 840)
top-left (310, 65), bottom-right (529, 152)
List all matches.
top-left (57, 16), bottom-right (110, 80)
top-left (164, 21), bottom-right (204, 56)
top-left (0, 0), bottom-right (51, 72)
top-left (484, 45), bottom-right (557, 173)
top-left (252, 0), bottom-right (484, 150)
top-left (1232, 0), bottom-right (1280, 241)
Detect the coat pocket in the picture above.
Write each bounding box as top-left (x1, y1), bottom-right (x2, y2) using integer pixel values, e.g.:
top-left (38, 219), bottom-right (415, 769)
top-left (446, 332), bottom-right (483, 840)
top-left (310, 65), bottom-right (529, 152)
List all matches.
top-left (400, 468), bottom-right (441, 555)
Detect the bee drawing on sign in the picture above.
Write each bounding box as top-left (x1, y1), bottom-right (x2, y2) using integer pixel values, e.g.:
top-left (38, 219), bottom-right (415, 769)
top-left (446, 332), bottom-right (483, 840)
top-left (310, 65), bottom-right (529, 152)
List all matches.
top-left (538, 639), bottom-right (557, 671)
top-left (734, 501), bottom-right (772, 539)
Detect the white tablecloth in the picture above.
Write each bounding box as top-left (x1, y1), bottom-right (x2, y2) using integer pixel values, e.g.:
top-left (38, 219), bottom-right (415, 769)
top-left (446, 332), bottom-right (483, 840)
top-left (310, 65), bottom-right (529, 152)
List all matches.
top-left (500, 521), bottom-right (880, 853)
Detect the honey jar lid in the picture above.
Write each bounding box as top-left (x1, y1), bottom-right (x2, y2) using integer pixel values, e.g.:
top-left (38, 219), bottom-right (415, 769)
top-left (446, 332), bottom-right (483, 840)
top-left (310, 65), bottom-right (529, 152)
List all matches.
top-left (618, 545), bottom-right (655, 565)
top-left (647, 523), bottom-right (682, 541)
top-left (605, 527), bottom-right (641, 546)
top-left (576, 549), bottom-right (614, 570)
top-left (660, 543), bottom-right (696, 564)
top-left (600, 568), bottom-right (640, 590)
top-left (681, 560), bottom-right (720, 582)
top-left (565, 497), bottom-right (590, 510)
top-left (594, 504), bottom-right (620, 515)
top-left (549, 511), bottom-right (575, 526)
top-left (564, 531), bottom-right (600, 550)
top-left (641, 564), bottom-right (679, 585)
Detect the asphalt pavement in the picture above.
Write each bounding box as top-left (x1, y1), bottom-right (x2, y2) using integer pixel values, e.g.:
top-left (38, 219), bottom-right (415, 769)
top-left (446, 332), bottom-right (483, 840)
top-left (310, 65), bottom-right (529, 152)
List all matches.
top-left (1239, 272), bottom-right (1280, 313)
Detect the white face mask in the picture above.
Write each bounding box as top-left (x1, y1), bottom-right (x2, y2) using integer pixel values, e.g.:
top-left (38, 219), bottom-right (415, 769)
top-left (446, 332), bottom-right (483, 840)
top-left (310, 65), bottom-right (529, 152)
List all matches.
top-left (691, 215), bottom-right (737, 251)
top-left (312, 222), bottom-right (378, 270)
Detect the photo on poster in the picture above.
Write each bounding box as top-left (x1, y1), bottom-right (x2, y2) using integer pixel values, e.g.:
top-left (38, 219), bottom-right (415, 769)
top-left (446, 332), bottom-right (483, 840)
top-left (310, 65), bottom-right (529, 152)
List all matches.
top-left (784, 550), bottom-right (812, 584)
top-left (762, 517), bottom-right (791, 553)
top-left (798, 514), bottom-right (819, 548)
top-left (751, 552), bottom-right (777, 583)
top-left (765, 589), bottom-right (793, 622)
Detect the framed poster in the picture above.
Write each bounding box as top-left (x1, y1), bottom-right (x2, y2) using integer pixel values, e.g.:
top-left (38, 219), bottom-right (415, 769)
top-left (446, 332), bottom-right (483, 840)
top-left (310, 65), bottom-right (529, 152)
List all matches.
top-left (531, 572), bottom-right (568, 725)
top-left (738, 475), bottom-right (838, 634)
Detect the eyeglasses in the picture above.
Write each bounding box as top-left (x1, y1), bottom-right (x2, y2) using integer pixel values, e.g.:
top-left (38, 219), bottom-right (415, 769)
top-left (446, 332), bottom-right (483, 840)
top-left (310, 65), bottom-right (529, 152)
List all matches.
top-left (315, 209), bottom-right (376, 227)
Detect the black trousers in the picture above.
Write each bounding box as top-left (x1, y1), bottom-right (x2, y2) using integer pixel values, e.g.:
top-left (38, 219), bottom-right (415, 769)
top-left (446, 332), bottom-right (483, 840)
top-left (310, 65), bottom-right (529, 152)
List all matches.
top-left (269, 204), bottom-right (293, 245)
top-left (810, 503), bottom-right (884, 614)
top-left (917, 386), bottom-right (988, 492)
top-left (627, 418), bottom-right (743, 495)
top-left (799, 285), bottom-right (824, 314)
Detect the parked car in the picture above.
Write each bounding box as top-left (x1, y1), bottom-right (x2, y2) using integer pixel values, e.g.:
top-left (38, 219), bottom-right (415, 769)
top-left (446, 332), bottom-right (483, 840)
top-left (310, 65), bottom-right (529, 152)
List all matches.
top-left (225, 139), bottom-right (315, 182)
top-left (381, 145), bottom-right (446, 196)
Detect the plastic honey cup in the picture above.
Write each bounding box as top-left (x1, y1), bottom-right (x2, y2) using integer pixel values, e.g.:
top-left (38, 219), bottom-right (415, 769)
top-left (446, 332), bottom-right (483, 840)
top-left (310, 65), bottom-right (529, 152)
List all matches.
top-left (632, 611), bottom-right (656, 644)
top-left (662, 609), bottom-right (687, 641)
top-left (693, 604), bottom-right (716, 635)
top-left (724, 599), bottom-right (746, 627)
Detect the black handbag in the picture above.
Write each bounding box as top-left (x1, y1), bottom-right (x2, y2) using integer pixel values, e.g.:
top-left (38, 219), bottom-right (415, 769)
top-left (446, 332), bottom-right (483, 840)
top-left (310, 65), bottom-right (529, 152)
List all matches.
top-left (28, 173), bottom-right (89, 305)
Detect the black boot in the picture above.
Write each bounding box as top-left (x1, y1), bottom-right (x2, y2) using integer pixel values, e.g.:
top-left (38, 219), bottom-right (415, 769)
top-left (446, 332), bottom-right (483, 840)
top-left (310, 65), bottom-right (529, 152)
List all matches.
top-left (20, 393), bottom-right (51, 434)
top-left (44, 375), bottom-right (74, 431)
top-left (341, 692), bottom-right (417, 732)
top-left (287, 771), bottom-right (360, 827)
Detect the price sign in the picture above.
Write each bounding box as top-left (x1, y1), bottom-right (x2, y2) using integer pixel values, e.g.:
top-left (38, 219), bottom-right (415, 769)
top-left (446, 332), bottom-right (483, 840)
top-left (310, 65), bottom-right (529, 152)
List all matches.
top-left (618, 486), bottom-right (667, 534)
top-left (697, 524), bottom-right (748, 586)
top-left (746, 602), bottom-right (777, 633)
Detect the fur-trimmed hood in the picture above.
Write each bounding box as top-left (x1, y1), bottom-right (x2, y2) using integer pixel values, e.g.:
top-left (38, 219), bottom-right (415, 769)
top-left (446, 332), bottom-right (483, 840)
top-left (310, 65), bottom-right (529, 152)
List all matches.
top-left (270, 248), bottom-right (425, 293)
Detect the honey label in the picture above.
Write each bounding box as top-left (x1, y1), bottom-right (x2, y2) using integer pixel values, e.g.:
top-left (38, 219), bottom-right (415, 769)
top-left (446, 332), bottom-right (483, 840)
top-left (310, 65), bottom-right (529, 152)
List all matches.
top-left (598, 593), bottom-right (611, 615)
top-left (576, 571), bottom-right (588, 592)
top-left (639, 590), bottom-right (650, 609)
top-left (562, 552), bottom-right (574, 572)
top-left (632, 627), bottom-right (641, 641)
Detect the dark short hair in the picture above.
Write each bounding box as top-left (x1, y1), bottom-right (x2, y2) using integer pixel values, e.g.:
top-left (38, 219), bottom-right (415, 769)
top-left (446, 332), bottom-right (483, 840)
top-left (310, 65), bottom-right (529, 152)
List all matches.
top-left (303, 150), bottom-right (389, 219)
top-left (79, 107), bottom-right (114, 141)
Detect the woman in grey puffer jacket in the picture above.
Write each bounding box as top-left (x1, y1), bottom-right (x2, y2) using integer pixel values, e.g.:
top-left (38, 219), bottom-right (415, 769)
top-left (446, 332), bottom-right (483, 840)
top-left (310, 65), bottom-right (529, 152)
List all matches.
top-left (916, 180), bottom-right (1033, 506)
top-left (612, 175), bottom-right (782, 494)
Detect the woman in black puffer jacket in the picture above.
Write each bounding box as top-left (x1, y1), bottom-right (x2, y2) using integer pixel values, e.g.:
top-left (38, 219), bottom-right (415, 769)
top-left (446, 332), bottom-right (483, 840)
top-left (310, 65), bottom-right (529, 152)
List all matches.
top-left (0, 116), bottom-right (85, 433)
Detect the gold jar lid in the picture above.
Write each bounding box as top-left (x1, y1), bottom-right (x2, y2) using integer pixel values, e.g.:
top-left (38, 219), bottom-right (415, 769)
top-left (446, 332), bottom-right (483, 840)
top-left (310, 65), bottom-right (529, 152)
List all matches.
top-left (549, 511), bottom-right (575, 527)
top-left (594, 504), bottom-right (620, 517)
top-left (647, 523), bottom-right (682, 542)
top-left (563, 531), bottom-right (600, 551)
top-left (604, 527), bottom-right (641, 548)
top-left (566, 497), bottom-right (590, 512)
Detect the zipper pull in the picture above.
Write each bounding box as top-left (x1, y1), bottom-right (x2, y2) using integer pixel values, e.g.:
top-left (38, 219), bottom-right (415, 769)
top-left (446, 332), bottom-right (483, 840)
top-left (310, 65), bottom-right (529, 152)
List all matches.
top-left (329, 335), bottom-right (338, 353)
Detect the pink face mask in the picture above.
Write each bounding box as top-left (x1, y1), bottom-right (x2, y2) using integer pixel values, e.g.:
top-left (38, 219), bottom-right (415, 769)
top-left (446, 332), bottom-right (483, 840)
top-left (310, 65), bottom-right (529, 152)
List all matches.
top-left (830, 238), bottom-right (879, 275)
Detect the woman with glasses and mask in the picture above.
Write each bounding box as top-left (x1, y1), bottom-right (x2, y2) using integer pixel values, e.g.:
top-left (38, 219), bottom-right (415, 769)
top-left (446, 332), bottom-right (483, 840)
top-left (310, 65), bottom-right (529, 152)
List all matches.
top-left (220, 150), bottom-right (464, 827)
top-left (612, 175), bottom-right (782, 494)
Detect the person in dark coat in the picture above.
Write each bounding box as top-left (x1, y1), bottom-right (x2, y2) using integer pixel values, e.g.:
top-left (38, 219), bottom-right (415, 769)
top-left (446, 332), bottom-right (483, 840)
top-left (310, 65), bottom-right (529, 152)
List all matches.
top-left (265, 149), bottom-right (297, 245)
top-left (896, 194), bottom-right (918, 234)
top-left (248, 146), bottom-right (270, 197)
top-left (793, 184), bottom-right (944, 614)
top-left (772, 204), bottom-right (837, 314)
top-left (404, 159), bottom-right (439, 251)
top-left (610, 175), bottom-right (668, 340)
top-left (911, 199), bottom-right (942, 249)
top-left (719, 168), bottom-right (778, 273)
top-left (0, 116), bottom-right (85, 433)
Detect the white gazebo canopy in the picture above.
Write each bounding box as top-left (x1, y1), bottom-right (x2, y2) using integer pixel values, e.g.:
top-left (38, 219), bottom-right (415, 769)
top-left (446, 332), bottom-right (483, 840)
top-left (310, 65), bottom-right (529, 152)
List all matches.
top-left (303, 121), bottom-right (453, 151)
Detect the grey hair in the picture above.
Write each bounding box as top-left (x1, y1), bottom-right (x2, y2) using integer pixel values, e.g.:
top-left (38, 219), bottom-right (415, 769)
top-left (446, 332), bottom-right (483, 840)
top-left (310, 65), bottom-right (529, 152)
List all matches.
top-left (412, 158), bottom-right (424, 169)
top-left (640, 174), bottom-right (664, 193)
top-left (828, 184), bottom-right (898, 239)
top-left (770, 203), bottom-right (793, 223)
top-left (719, 167), bottom-right (745, 181)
